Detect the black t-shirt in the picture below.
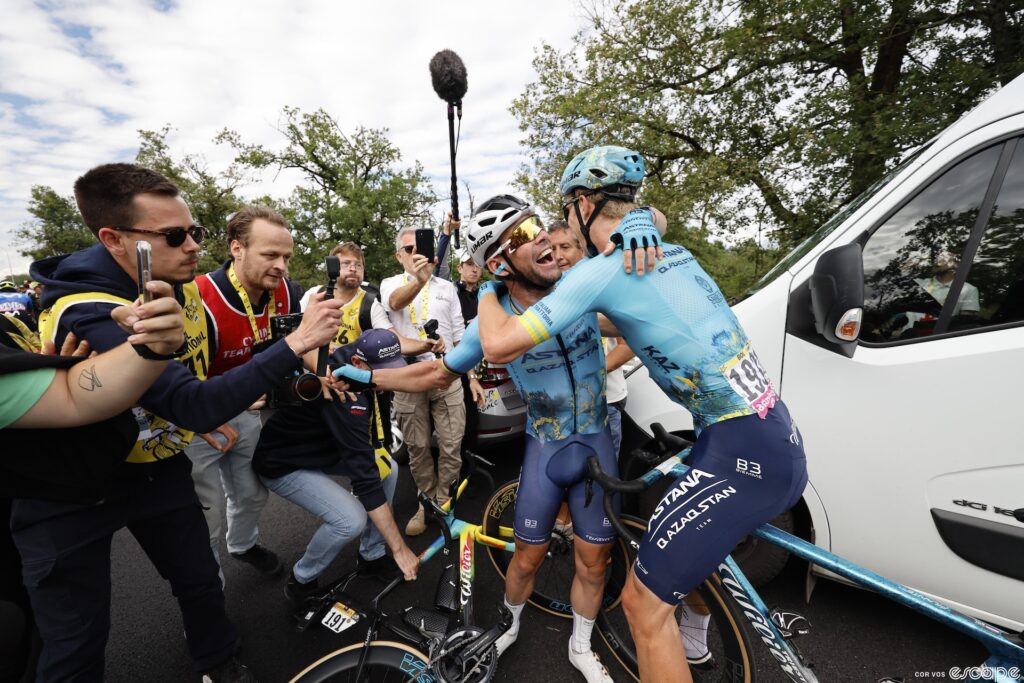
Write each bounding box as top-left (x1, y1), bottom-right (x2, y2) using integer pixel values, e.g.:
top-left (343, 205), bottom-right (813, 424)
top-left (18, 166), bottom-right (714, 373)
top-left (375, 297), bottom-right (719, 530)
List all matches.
top-left (252, 347), bottom-right (387, 511)
top-left (456, 281), bottom-right (478, 325)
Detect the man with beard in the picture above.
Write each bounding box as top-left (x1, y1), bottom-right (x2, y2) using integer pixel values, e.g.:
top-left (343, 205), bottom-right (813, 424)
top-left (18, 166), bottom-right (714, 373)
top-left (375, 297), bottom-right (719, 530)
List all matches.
top-left (185, 206), bottom-right (305, 581)
top-left (334, 195), bottom-right (620, 683)
top-left (27, 163), bottom-right (343, 682)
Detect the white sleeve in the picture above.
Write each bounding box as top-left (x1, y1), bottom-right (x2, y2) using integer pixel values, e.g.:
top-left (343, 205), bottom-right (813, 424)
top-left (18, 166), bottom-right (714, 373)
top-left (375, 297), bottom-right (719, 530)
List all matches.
top-left (370, 298), bottom-right (393, 330)
top-left (379, 275), bottom-right (403, 313)
top-left (451, 286), bottom-right (465, 344)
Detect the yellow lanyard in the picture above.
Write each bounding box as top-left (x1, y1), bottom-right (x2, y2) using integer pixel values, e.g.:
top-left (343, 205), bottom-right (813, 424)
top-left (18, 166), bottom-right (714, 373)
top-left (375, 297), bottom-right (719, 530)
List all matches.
top-left (371, 393), bottom-right (392, 480)
top-left (227, 263), bottom-right (276, 339)
top-left (407, 275), bottom-right (431, 339)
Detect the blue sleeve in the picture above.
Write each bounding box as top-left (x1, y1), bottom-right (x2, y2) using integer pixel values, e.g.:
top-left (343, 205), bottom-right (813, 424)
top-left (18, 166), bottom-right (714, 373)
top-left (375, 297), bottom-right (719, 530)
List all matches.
top-left (517, 258), bottom-right (614, 344)
top-left (443, 318), bottom-right (484, 374)
top-left (60, 302), bottom-right (303, 434)
top-left (435, 233), bottom-right (451, 279)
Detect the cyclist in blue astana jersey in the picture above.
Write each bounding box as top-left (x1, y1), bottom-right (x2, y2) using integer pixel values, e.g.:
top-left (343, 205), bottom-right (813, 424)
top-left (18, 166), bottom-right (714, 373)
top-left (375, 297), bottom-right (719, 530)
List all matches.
top-left (331, 195), bottom-right (620, 683)
top-left (476, 146), bottom-right (808, 683)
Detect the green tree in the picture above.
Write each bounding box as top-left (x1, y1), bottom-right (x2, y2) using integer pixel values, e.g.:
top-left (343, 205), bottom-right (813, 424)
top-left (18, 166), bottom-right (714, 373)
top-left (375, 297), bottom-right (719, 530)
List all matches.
top-left (135, 125), bottom-right (249, 273)
top-left (513, 0), bottom-right (1024, 292)
top-left (15, 186), bottom-right (93, 261)
top-left (218, 107), bottom-right (436, 285)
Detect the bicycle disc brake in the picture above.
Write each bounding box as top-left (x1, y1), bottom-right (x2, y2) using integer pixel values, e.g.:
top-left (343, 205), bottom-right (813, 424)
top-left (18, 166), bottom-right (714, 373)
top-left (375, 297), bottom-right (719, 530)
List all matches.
top-left (429, 627), bottom-right (497, 683)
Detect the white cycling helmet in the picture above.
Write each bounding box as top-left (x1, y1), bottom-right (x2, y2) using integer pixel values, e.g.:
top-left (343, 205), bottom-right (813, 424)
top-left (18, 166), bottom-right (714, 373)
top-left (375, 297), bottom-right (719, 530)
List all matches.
top-left (464, 195), bottom-right (535, 268)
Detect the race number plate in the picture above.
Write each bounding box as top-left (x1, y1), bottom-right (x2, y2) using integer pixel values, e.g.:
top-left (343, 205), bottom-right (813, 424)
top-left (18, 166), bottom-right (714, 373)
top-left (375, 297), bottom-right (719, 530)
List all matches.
top-left (321, 602), bottom-right (359, 634)
top-left (720, 344), bottom-right (778, 419)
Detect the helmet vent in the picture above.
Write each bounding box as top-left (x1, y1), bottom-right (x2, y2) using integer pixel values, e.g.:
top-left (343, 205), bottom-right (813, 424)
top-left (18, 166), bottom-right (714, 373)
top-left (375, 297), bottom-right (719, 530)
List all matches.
top-left (478, 216), bottom-right (497, 227)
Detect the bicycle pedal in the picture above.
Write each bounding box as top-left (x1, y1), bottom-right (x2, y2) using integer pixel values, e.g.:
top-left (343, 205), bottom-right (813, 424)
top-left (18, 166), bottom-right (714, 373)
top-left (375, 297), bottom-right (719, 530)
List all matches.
top-left (434, 561), bottom-right (459, 613)
top-left (770, 608), bottom-right (811, 637)
top-left (403, 606), bottom-right (451, 638)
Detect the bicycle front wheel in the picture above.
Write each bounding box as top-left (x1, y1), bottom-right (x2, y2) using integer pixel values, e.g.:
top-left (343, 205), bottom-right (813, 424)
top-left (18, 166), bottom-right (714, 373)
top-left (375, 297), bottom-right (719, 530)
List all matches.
top-left (289, 641), bottom-right (431, 682)
top-left (597, 516), bottom-right (757, 682)
top-left (482, 478), bottom-right (632, 617)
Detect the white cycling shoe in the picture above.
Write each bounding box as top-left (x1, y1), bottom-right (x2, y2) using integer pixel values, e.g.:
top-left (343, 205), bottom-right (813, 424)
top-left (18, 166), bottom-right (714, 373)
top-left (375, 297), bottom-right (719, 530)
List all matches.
top-left (567, 642), bottom-right (614, 683)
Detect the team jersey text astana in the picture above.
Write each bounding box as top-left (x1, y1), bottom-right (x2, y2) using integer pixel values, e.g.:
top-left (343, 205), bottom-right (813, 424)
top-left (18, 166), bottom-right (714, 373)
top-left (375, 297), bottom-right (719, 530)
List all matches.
top-left (516, 238), bottom-right (777, 433)
top-left (445, 295), bottom-right (608, 443)
top-left (40, 283), bottom-right (210, 463)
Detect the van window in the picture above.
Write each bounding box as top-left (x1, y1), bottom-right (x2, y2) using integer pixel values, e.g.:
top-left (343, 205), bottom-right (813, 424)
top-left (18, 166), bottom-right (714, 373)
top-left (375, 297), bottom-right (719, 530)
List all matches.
top-left (739, 145), bottom-right (929, 302)
top-left (969, 141), bottom-right (1024, 328)
top-left (860, 144), bottom-right (1002, 343)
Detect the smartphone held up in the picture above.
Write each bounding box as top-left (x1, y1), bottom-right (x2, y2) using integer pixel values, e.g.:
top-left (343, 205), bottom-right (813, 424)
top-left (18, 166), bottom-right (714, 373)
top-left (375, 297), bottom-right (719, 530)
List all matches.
top-left (136, 241), bottom-right (153, 302)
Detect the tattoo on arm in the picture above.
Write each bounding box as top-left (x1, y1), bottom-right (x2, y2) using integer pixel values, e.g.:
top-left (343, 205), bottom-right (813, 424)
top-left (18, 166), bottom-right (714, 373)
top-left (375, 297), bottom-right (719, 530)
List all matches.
top-left (78, 365), bottom-right (103, 391)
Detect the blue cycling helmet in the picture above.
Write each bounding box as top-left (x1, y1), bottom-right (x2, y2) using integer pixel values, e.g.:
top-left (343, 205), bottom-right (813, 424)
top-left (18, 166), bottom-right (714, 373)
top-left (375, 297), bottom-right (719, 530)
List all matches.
top-left (559, 145), bottom-right (645, 197)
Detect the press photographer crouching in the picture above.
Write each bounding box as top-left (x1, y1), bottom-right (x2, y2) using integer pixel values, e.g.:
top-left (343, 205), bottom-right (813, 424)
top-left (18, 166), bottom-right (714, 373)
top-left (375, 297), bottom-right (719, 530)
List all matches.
top-left (252, 329), bottom-right (419, 609)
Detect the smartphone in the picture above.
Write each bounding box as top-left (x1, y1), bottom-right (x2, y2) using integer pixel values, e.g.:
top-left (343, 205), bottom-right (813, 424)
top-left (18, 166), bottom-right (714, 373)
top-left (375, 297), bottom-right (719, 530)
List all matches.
top-left (136, 240), bottom-right (153, 302)
top-left (414, 228), bottom-right (435, 262)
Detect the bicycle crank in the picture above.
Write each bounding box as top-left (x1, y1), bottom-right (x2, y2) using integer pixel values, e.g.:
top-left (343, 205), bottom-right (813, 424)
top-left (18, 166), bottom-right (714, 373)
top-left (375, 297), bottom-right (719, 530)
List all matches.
top-left (429, 627), bottom-right (498, 683)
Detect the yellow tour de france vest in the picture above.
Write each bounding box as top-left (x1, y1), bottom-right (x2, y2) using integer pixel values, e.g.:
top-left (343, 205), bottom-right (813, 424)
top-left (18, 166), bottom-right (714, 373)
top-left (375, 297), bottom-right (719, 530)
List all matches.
top-left (331, 289), bottom-right (368, 350)
top-left (40, 283), bottom-right (210, 463)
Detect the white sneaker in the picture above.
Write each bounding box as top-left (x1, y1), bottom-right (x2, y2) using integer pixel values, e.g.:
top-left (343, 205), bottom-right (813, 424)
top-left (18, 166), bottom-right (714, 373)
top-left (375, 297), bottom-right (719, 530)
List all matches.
top-left (679, 605), bottom-right (712, 665)
top-left (495, 628), bottom-right (518, 658)
top-left (567, 641), bottom-right (613, 683)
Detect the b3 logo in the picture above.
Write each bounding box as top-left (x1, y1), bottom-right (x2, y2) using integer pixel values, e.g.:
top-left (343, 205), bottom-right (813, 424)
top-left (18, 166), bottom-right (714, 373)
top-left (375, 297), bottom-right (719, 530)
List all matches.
top-left (736, 458), bottom-right (762, 479)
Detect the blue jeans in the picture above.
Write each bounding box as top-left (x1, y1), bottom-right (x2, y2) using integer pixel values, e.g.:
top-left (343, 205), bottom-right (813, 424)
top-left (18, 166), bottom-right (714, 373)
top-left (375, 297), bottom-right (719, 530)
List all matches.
top-left (261, 466), bottom-right (397, 584)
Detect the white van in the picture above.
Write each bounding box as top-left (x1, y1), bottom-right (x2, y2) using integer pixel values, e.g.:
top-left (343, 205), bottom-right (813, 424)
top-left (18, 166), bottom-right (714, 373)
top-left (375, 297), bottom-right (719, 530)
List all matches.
top-left (621, 73), bottom-right (1024, 631)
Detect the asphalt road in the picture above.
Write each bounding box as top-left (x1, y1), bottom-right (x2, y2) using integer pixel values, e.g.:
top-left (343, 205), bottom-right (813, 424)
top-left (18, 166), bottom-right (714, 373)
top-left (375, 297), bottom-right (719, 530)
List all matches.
top-left (104, 437), bottom-right (993, 682)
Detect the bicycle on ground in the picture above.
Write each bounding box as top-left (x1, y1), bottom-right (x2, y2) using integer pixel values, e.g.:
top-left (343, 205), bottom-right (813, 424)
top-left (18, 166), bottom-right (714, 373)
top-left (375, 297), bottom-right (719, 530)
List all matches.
top-left (288, 451), bottom-right (611, 683)
top-left (584, 429), bottom-right (1024, 682)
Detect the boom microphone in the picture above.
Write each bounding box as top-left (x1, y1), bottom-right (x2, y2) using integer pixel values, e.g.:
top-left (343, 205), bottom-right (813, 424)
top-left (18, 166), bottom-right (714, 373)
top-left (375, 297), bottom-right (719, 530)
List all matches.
top-left (429, 49), bottom-right (468, 231)
top-left (429, 49), bottom-right (468, 105)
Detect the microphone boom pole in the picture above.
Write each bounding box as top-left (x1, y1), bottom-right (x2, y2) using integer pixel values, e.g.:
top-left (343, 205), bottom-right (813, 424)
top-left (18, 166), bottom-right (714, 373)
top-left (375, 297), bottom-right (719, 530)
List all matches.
top-left (429, 49), bottom-right (468, 245)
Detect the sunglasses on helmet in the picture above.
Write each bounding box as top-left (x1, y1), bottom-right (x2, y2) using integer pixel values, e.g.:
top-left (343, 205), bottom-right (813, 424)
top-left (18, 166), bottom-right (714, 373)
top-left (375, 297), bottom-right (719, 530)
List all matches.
top-left (111, 224), bottom-right (207, 248)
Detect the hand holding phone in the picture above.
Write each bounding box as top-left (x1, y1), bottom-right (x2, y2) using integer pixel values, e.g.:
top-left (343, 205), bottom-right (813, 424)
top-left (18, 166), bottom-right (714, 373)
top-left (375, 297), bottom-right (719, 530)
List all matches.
top-left (136, 241), bottom-right (153, 302)
top-left (414, 228), bottom-right (435, 262)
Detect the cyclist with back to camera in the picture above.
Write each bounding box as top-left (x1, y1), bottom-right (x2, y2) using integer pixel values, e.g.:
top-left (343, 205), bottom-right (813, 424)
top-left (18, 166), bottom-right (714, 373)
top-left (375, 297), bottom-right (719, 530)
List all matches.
top-left (475, 146), bottom-right (808, 683)
top-left (334, 195), bottom-right (620, 683)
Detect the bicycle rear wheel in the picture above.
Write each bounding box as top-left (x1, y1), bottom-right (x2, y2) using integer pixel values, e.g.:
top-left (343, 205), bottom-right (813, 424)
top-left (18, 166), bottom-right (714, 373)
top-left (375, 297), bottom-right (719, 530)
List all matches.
top-left (482, 479), bottom-right (631, 617)
top-left (289, 641), bottom-right (430, 682)
top-left (597, 517), bottom-right (757, 682)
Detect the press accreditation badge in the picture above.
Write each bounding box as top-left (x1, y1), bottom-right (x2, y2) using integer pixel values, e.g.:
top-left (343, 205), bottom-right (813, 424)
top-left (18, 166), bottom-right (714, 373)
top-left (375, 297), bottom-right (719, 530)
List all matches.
top-left (720, 344), bottom-right (778, 419)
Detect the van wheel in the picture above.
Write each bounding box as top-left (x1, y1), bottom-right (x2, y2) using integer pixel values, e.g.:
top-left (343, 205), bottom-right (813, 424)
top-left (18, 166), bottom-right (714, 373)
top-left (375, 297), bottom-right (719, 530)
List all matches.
top-left (389, 413), bottom-right (409, 466)
top-left (731, 509), bottom-right (794, 586)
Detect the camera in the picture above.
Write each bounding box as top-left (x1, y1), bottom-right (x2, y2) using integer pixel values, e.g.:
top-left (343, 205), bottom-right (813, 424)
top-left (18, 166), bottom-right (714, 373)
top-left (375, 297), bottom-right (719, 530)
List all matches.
top-left (254, 313), bottom-right (322, 407)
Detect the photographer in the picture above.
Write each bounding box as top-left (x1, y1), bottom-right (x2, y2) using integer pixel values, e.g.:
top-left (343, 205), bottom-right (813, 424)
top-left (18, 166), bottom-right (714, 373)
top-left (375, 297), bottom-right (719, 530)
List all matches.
top-left (253, 329), bottom-right (419, 608)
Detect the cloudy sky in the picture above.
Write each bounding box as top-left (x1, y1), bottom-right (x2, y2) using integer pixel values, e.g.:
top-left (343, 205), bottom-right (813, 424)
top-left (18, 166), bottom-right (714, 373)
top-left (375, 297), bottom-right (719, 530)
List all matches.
top-left (0, 0), bottom-right (589, 276)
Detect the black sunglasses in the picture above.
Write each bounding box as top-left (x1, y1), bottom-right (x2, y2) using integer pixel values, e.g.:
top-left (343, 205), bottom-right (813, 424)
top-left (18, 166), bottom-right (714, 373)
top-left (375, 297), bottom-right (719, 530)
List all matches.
top-left (112, 224), bottom-right (206, 247)
top-left (400, 245), bottom-right (415, 254)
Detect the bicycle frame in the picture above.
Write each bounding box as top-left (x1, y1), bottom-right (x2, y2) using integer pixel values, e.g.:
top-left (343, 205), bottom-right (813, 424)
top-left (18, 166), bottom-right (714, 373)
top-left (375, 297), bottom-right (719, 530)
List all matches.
top-left (605, 453), bottom-right (1024, 683)
top-left (296, 462), bottom-right (517, 682)
top-left (417, 477), bottom-right (517, 630)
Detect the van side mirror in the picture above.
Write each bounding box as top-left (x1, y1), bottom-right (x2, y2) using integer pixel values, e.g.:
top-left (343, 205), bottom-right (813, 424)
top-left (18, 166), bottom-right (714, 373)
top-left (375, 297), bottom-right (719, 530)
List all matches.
top-left (808, 244), bottom-right (864, 355)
